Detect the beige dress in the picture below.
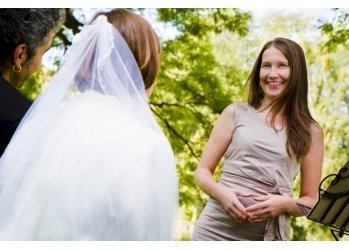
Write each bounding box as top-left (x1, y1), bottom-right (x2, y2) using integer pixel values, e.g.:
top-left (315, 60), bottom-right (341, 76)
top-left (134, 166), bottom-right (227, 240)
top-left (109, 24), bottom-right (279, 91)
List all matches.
top-left (192, 102), bottom-right (300, 241)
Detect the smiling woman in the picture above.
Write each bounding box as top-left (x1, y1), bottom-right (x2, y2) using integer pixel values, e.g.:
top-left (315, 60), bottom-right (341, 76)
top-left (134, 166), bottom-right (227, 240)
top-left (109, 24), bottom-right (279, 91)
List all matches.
top-left (259, 46), bottom-right (290, 102)
top-left (192, 37), bottom-right (324, 241)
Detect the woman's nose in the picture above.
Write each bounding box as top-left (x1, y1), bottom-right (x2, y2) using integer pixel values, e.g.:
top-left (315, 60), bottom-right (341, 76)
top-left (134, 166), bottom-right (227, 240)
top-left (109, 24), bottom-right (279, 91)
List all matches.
top-left (268, 67), bottom-right (278, 77)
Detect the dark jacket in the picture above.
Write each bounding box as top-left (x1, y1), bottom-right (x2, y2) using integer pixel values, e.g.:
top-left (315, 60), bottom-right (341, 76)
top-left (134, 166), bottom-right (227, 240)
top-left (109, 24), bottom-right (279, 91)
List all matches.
top-left (0, 75), bottom-right (32, 156)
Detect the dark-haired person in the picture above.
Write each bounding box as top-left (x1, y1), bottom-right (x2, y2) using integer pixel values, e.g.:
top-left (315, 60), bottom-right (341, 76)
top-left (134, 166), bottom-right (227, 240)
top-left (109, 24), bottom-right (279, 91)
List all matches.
top-left (192, 38), bottom-right (324, 240)
top-left (0, 9), bottom-right (177, 240)
top-left (0, 9), bottom-right (65, 156)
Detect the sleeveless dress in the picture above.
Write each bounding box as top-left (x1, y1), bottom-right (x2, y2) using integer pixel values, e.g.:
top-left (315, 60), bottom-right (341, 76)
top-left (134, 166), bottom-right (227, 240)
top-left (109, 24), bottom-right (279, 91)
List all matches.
top-left (192, 102), bottom-right (300, 241)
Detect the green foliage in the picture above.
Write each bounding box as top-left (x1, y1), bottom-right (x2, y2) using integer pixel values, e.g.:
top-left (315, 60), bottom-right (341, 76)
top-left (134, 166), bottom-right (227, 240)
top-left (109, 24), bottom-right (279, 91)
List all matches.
top-left (151, 9), bottom-right (252, 231)
top-left (18, 68), bottom-right (55, 101)
top-left (21, 8), bottom-right (349, 241)
top-left (157, 8), bottom-right (251, 37)
top-left (320, 8), bottom-right (349, 51)
top-left (293, 11), bottom-right (349, 240)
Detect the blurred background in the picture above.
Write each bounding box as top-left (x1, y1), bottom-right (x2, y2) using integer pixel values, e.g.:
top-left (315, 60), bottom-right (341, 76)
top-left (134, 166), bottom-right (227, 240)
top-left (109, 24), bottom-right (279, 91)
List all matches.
top-left (21, 8), bottom-right (349, 241)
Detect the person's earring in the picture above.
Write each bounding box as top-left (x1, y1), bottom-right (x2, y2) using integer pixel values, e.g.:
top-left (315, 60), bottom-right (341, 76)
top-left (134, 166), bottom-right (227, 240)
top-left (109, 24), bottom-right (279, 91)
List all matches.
top-left (12, 65), bottom-right (22, 73)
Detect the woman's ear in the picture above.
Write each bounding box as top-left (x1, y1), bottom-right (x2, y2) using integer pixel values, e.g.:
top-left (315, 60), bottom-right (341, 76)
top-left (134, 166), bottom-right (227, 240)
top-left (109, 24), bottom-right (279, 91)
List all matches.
top-left (12, 44), bottom-right (28, 66)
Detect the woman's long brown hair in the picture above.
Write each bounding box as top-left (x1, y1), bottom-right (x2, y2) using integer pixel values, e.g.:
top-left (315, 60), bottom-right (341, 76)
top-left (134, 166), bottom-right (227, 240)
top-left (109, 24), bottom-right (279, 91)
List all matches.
top-left (246, 38), bottom-right (316, 163)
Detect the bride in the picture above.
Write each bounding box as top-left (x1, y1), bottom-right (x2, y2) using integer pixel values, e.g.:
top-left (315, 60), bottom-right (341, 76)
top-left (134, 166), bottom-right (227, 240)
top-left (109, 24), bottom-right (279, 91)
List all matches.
top-left (0, 9), bottom-right (178, 240)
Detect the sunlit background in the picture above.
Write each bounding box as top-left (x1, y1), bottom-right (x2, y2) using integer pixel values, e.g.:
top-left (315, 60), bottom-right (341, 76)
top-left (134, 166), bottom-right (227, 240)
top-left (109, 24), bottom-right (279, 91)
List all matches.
top-left (19, 7), bottom-right (349, 241)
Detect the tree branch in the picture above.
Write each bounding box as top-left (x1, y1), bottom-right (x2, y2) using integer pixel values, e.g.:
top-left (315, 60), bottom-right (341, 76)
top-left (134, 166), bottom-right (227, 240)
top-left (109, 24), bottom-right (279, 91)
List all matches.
top-left (150, 106), bottom-right (199, 160)
top-left (150, 101), bottom-right (209, 125)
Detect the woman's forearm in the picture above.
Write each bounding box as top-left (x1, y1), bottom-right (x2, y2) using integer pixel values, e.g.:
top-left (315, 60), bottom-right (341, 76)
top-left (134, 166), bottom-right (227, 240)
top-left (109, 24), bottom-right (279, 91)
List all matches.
top-left (194, 168), bottom-right (220, 199)
top-left (286, 196), bottom-right (317, 217)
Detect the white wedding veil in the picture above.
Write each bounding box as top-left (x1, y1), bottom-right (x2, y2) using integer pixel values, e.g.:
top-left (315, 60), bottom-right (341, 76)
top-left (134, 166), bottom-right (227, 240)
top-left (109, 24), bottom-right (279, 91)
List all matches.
top-left (0, 15), bottom-right (178, 240)
top-left (25, 14), bottom-right (160, 134)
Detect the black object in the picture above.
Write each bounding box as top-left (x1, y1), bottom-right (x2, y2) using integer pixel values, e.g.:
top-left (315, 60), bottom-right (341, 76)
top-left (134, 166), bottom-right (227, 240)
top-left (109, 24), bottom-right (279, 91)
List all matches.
top-left (298, 160), bottom-right (349, 241)
top-left (0, 75), bottom-right (32, 156)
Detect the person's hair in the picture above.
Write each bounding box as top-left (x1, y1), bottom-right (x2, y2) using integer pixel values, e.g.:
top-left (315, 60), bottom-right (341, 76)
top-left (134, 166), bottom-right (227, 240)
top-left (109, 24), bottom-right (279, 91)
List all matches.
top-left (0, 9), bottom-right (66, 67)
top-left (92, 9), bottom-right (161, 89)
top-left (246, 37), bottom-right (316, 162)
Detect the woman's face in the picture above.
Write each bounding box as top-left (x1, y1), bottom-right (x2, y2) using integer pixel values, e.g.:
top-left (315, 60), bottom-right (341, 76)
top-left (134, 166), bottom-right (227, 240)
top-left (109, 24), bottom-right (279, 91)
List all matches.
top-left (259, 46), bottom-right (290, 102)
top-left (16, 31), bottom-right (55, 87)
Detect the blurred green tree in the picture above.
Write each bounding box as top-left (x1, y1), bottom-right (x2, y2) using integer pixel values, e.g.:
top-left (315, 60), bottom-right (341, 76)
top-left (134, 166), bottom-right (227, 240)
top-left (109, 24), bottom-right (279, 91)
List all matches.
top-left (19, 8), bottom-right (349, 241)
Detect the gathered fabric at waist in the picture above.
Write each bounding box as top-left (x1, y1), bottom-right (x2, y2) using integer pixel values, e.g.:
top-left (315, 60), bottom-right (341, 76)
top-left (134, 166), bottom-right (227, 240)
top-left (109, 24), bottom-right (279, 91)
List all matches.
top-left (219, 172), bottom-right (292, 197)
top-left (218, 172), bottom-right (292, 240)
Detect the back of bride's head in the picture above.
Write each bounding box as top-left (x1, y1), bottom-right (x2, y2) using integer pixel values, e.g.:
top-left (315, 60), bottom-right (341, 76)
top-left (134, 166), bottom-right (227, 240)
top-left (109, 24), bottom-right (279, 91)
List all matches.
top-left (92, 9), bottom-right (161, 89)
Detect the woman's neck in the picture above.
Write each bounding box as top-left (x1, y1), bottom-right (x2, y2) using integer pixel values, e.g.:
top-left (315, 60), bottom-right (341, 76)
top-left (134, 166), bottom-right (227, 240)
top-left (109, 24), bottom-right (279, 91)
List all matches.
top-left (0, 68), bottom-right (20, 88)
top-left (257, 98), bottom-right (285, 129)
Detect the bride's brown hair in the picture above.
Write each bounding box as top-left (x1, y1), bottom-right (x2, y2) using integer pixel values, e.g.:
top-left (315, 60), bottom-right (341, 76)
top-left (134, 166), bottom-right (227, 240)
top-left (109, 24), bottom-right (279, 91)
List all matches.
top-left (92, 9), bottom-right (161, 89)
